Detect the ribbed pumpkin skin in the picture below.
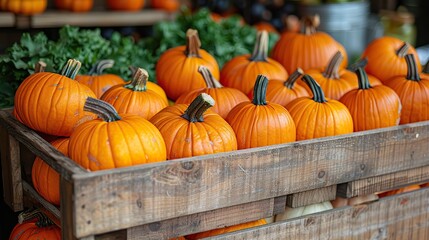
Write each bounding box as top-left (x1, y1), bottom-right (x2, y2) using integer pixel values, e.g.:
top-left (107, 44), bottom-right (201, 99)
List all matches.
top-left (186, 219), bottom-right (266, 240)
top-left (265, 80), bottom-right (310, 107)
top-left (150, 104), bottom-right (237, 160)
top-left (69, 114), bottom-right (166, 170)
top-left (362, 36), bottom-right (421, 83)
top-left (32, 138), bottom-right (69, 206)
top-left (106, 0), bottom-right (144, 10)
top-left (304, 68), bottom-right (357, 100)
top-left (271, 32), bottom-right (348, 73)
top-left (146, 81), bottom-right (168, 103)
top-left (9, 222), bottom-right (61, 240)
top-left (156, 46), bottom-right (219, 101)
top-left (76, 74), bottom-right (124, 98)
top-left (6, 0), bottom-right (46, 15)
top-left (14, 72), bottom-right (96, 137)
top-left (54, 0), bottom-right (92, 12)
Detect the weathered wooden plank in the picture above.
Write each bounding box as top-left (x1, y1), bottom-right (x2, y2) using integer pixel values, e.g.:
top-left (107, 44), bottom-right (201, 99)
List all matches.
top-left (338, 165), bottom-right (429, 198)
top-left (0, 110), bottom-right (87, 181)
top-left (210, 187), bottom-right (429, 240)
top-left (61, 177), bottom-right (78, 240)
top-left (0, 124), bottom-right (23, 211)
top-left (95, 231), bottom-right (126, 240)
top-left (287, 185), bottom-right (337, 208)
top-left (71, 121), bottom-right (429, 237)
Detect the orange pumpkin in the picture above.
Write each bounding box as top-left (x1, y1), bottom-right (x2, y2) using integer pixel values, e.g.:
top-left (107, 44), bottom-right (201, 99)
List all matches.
top-left (5, 0), bottom-right (46, 15)
top-left (150, 0), bottom-right (179, 12)
top-left (75, 59), bottom-right (125, 98)
top-left (150, 93), bottom-right (237, 160)
top-left (186, 219), bottom-right (266, 240)
top-left (220, 30), bottom-right (287, 95)
top-left (362, 36), bottom-right (421, 83)
top-left (286, 74), bottom-right (354, 140)
top-left (69, 97), bottom-right (167, 171)
top-left (226, 75), bottom-right (296, 149)
top-left (176, 66), bottom-right (249, 119)
top-left (339, 68), bottom-right (401, 131)
top-left (54, 0), bottom-right (93, 12)
top-left (385, 54), bottom-right (429, 124)
top-left (378, 184), bottom-right (421, 198)
top-left (156, 29), bottom-right (220, 100)
top-left (14, 59), bottom-right (96, 137)
top-left (106, 0), bottom-right (144, 11)
top-left (130, 65), bottom-right (168, 102)
top-left (271, 15), bottom-right (348, 73)
top-left (9, 209), bottom-right (61, 240)
top-left (101, 68), bottom-right (168, 120)
top-left (32, 138), bottom-right (69, 206)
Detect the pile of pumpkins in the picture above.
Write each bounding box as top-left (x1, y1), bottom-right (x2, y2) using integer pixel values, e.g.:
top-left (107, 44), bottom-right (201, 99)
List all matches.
top-left (10, 14), bottom-right (429, 239)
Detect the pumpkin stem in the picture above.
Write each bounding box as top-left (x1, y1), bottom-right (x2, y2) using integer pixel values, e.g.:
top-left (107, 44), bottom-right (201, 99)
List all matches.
top-left (18, 208), bottom-right (54, 227)
top-left (252, 75), bottom-right (269, 105)
top-left (35, 61), bottom-right (46, 73)
top-left (302, 74), bottom-right (327, 103)
top-left (185, 29), bottom-right (201, 58)
top-left (323, 51), bottom-right (343, 79)
top-left (249, 31), bottom-right (269, 62)
top-left (356, 67), bottom-right (372, 90)
top-left (396, 42), bottom-right (410, 58)
top-left (124, 68), bottom-right (149, 91)
top-left (284, 68), bottom-right (304, 89)
top-left (347, 58), bottom-right (368, 72)
top-left (88, 59), bottom-right (114, 75)
top-left (198, 66), bottom-right (223, 88)
top-left (84, 97), bottom-right (121, 122)
top-left (301, 14), bottom-right (319, 35)
top-left (60, 59), bottom-right (81, 80)
top-left (181, 93), bottom-right (215, 122)
top-left (405, 54), bottom-right (421, 81)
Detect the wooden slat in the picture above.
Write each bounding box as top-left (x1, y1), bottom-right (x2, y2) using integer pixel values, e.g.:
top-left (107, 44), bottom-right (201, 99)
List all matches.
top-left (0, 12), bottom-right (14, 27)
top-left (338, 165), bottom-right (429, 198)
top-left (0, 110), bottom-right (86, 181)
top-left (0, 124), bottom-right (23, 211)
top-left (71, 121), bottom-right (429, 237)
top-left (287, 185), bottom-right (337, 208)
top-left (61, 177), bottom-right (79, 240)
top-left (210, 187), bottom-right (429, 239)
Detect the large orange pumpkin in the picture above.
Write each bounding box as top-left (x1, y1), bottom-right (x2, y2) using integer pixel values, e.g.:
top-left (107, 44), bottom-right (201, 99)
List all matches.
top-left (156, 29), bottom-right (220, 100)
top-left (384, 54), bottom-right (429, 124)
top-left (54, 0), bottom-right (92, 12)
top-left (175, 66), bottom-right (249, 119)
top-left (150, 93), bottom-right (237, 160)
top-left (106, 0), bottom-right (144, 11)
top-left (286, 74), bottom-right (354, 140)
top-left (14, 59), bottom-right (96, 137)
top-left (362, 36), bottom-right (421, 83)
top-left (226, 75), bottom-right (296, 149)
top-left (5, 0), bottom-right (46, 15)
top-left (69, 97), bottom-right (167, 171)
top-left (220, 30), bottom-right (287, 95)
top-left (32, 138), bottom-right (69, 206)
top-left (271, 15), bottom-right (348, 73)
top-left (101, 68), bottom-right (168, 120)
top-left (75, 59), bottom-right (125, 98)
top-left (339, 68), bottom-right (401, 132)
top-left (186, 219), bottom-right (266, 240)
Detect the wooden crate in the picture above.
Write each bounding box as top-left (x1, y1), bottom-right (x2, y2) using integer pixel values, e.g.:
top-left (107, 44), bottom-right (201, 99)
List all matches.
top-left (1, 108), bottom-right (429, 239)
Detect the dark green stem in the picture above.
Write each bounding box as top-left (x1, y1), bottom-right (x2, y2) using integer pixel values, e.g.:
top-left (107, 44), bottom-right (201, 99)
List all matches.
top-left (84, 97), bottom-right (121, 122)
top-left (198, 66), bottom-right (223, 88)
top-left (60, 59), bottom-right (81, 80)
top-left (405, 54), bottom-right (421, 81)
top-left (181, 93), bottom-right (215, 122)
top-left (347, 58), bottom-right (368, 72)
top-left (355, 67), bottom-right (372, 90)
top-left (88, 59), bottom-right (114, 75)
top-left (185, 29), bottom-right (201, 58)
top-left (124, 68), bottom-right (149, 91)
top-left (249, 31), bottom-right (269, 62)
top-left (302, 75), bottom-right (327, 103)
top-left (396, 42), bottom-right (410, 58)
top-left (323, 51), bottom-right (343, 79)
top-left (252, 75), bottom-right (269, 105)
top-left (35, 61), bottom-right (46, 73)
top-left (284, 68), bottom-right (304, 89)
top-left (18, 208), bottom-right (53, 228)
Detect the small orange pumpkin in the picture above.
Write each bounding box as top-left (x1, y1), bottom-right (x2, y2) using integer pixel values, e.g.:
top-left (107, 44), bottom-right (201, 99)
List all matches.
top-left (75, 59), bottom-right (125, 98)
top-left (5, 0), bottom-right (46, 15)
top-left (176, 66), bottom-right (249, 119)
top-left (186, 219), bottom-right (266, 240)
top-left (54, 0), bottom-right (93, 12)
top-left (226, 75), bottom-right (296, 149)
top-left (150, 0), bottom-right (179, 12)
top-left (339, 68), bottom-right (401, 131)
top-left (150, 93), bottom-right (237, 160)
top-left (9, 209), bottom-right (61, 240)
top-left (106, 0), bottom-right (144, 11)
top-left (378, 184), bottom-right (421, 198)
top-left (286, 74), bottom-right (354, 140)
top-left (156, 29), bottom-right (220, 100)
top-left (220, 30), bottom-right (288, 95)
top-left (69, 97), bottom-right (167, 171)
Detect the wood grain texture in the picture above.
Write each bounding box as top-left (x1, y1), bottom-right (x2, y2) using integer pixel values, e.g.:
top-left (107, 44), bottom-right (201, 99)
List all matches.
top-left (287, 185), bottom-right (337, 208)
top-left (71, 121), bottom-right (429, 237)
top-left (338, 165), bottom-right (429, 198)
top-left (0, 124), bottom-right (23, 211)
top-left (61, 177), bottom-right (78, 240)
top-left (210, 187), bottom-right (429, 240)
top-left (0, 110), bottom-right (86, 181)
